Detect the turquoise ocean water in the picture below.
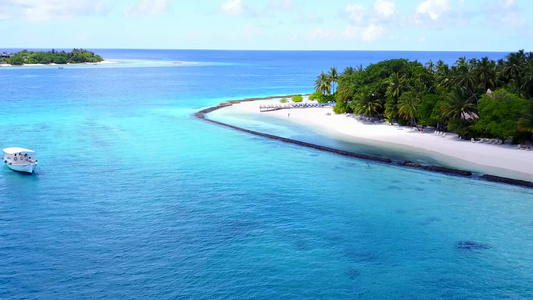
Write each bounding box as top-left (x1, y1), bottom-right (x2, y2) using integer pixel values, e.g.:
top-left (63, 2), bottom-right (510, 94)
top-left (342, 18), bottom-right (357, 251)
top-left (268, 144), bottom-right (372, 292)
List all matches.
top-left (1, 50), bottom-right (532, 299)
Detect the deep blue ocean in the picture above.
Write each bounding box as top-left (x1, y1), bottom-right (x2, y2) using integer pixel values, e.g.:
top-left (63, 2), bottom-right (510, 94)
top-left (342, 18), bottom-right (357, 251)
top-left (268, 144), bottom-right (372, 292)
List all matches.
top-left (1, 49), bottom-right (532, 299)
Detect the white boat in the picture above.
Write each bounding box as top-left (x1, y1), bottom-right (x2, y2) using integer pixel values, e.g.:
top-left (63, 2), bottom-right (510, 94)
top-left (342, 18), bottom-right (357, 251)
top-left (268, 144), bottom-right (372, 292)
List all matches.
top-left (3, 147), bottom-right (38, 174)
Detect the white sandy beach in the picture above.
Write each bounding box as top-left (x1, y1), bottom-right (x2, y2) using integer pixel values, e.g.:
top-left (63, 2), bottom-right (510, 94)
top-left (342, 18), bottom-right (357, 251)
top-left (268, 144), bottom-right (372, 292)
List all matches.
top-left (219, 98), bottom-right (533, 182)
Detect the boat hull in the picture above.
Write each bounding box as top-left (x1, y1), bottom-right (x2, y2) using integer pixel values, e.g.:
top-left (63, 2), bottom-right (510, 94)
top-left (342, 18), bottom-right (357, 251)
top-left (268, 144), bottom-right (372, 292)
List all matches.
top-left (6, 163), bottom-right (36, 174)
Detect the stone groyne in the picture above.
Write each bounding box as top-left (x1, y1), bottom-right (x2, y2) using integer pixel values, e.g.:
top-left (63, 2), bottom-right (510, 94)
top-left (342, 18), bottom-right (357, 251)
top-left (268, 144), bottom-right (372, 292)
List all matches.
top-left (195, 96), bottom-right (532, 189)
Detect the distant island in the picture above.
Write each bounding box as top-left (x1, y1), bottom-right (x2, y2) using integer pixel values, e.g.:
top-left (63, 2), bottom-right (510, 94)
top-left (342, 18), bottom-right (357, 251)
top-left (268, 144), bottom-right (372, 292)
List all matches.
top-left (0, 48), bottom-right (104, 65)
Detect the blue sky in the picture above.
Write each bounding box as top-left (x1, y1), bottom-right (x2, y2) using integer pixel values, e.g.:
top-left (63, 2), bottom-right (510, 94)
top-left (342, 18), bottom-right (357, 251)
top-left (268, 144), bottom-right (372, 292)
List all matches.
top-left (1, 0), bottom-right (532, 51)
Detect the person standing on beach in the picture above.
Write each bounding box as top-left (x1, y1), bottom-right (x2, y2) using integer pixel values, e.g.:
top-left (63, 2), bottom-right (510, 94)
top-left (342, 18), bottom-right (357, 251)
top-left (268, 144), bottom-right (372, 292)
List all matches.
top-left (288, 113), bottom-right (290, 117)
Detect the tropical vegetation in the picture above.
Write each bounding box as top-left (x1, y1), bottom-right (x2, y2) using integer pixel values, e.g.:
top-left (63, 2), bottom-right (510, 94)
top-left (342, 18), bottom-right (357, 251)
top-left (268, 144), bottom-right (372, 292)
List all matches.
top-left (292, 95), bottom-right (303, 102)
top-left (313, 50), bottom-right (533, 143)
top-left (0, 49), bottom-right (104, 65)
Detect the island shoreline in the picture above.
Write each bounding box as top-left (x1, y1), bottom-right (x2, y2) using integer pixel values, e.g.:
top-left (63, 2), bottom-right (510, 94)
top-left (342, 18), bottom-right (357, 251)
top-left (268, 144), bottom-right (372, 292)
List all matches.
top-left (195, 95), bottom-right (533, 189)
top-left (0, 61), bottom-right (116, 67)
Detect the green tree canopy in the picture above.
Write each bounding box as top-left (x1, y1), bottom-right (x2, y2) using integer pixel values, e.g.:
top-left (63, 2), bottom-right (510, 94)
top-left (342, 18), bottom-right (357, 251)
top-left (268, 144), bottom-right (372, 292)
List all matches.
top-left (417, 93), bottom-right (445, 126)
top-left (350, 88), bottom-right (383, 117)
top-left (475, 89), bottom-right (528, 140)
top-left (3, 49), bottom-right (104, 65)
top-left (518, 101), bottom-right (533, 133)
top-left (314, 72), bottom-right (331, 95)
top-left (397, 92), bottom-right (420, 126)
top-left (315, 50), bottom-right (533, 143)
top-left (8, 55), bottom-right (24, 65)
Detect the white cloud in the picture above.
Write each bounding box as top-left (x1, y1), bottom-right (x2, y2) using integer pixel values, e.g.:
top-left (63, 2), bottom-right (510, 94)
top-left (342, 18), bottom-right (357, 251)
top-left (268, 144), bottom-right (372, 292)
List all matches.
top-left (500, 0), bottom-right (515, 9)
top-left (374, 0), bottom-right (396, 18)
top-left (346, 4), bottom-right (365, 24)
top-left (497, 13), bottom-right (526, 28)
top-left (361, 24), bottom-right (385, 41)
top-left (125, 0), bottom-right (171, 17)
top-left (416, 0), bottom-right (450, 20)
top-left (221, 0), bottom-right (243, 16)
top-left (1, 0), bottom-right (107, 22)
top-left (338, 2), bottom-right (389, 43)
top-left (269, 0), bottom-right (294, 11)
top-left (344, 24), bottom-right (385, 42)
top-left (308, 23), bottom-right (384, 43)
top-left (483, 0), bottom-right (526, 29)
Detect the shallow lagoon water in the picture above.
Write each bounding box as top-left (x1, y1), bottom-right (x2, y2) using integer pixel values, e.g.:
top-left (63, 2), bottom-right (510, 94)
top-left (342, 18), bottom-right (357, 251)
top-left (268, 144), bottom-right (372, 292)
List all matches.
top-left (1, 50), bottom-right (532, 299)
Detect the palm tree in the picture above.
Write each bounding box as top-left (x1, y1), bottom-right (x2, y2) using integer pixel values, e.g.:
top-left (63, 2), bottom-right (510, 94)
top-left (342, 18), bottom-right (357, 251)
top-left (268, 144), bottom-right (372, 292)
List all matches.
top-left (337, 67), bottom-right (360, 103)
top-left (453, 57), bottom-right (468, 68)
top-left (518, 102), bottom-right (533, 133)
top-left (328, 67), bottom-right (338, 94)
top-left (341, 66), bottom-right (356, 77)
top-left (450, 59), bottom-right (478, 101)
top-left (443, 86), bottom-right (478, 121)
top-left (352, 91), bottom-right (382, 117)
top-left (502, 51), bottom-right (524, 85)
top-left (474, 57), bottom-right (496, 94)
top-left (425, 60), bottom-right (436, 73)
top-left (397, 91), bottom-right (420, 126)
top-left (520, 59), bottom-right (533, 98)
top-left (410, 78), bottom-right (427, 99)
top-left (385, 72), bottom-right (404, 100)
top-left (435, 60), bottom-right (452, 91)
top-left (383, 73), bottom-right (405, 121)
top-left (314, 72), bottom-right (331, 95)
top-left (384, 98), bottom-right (399, 121)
